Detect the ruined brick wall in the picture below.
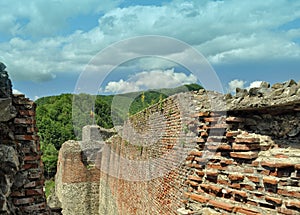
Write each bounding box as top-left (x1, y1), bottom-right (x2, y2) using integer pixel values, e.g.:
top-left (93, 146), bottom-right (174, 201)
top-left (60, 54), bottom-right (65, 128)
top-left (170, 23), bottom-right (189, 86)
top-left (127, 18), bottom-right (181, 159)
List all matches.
top-left (55, 80), bottom-right (300, 215)
top-left (184, 108), bottom-right (300, 215)
top-left (0, 63), bottom-right (50, 214)
top-left (99, 93), bottom-right (196, 215)
top-left (183, 81), bottom-right (300, 215)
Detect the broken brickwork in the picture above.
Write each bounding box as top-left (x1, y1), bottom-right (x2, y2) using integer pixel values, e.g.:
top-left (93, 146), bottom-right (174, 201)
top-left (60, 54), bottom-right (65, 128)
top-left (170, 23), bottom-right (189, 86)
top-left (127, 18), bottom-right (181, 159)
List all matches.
top-left (55, 80), bottom-right (300, 215)
top-left (0, 63), bottom-right (50, 214)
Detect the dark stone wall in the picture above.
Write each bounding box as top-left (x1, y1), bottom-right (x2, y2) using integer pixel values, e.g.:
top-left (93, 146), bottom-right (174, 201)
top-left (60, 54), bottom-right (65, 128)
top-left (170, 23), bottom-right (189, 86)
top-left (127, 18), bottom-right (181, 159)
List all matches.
top-left (0, 63), bottom-right (50, 214)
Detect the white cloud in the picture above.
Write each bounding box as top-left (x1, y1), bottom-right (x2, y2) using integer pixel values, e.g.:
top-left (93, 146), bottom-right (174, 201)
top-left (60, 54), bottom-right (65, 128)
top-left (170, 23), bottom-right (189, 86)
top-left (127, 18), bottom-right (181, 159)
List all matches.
top-left (12, 88), bottom-right (23, 94)
top-left (104, 79), bottom-right (141, 93)
top-left (248, 81), bottom-right (263, 89)
top-left (104, 68), bottom-right (197, 94)
top-left (228, 79), bottom-right (246, 93)
top-left (0, 0), bottom-right (121, 37)
top-left (228, 80), bottom-right (266, 93)
top-left (1, 0), bottom-right (300, 83)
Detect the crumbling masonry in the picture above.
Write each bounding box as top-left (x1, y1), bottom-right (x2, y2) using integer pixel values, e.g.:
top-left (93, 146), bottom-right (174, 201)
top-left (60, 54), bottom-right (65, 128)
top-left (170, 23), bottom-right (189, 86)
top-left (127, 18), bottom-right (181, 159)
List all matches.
top-left (55, 79), bottom-right (300, 214)
top-left (0, 63), bottom-right (50, 214)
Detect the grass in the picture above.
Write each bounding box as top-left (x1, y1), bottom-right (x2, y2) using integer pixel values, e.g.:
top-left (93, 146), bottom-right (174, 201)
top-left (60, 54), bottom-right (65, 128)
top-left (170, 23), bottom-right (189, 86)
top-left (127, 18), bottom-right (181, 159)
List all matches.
top-left (44, 179), bottom-right (55, 198)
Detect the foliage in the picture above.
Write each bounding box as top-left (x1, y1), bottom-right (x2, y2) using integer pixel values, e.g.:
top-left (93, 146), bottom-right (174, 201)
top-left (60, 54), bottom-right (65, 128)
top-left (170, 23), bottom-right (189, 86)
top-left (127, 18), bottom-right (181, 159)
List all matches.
top-left (44, 179), bottom-right (55, 198)
top-left (41, 143), bottom-right (58, 178)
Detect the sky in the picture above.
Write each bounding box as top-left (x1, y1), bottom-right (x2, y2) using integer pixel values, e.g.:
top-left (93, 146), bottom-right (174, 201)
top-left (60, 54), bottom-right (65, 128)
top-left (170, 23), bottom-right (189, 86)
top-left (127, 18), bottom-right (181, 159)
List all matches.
top-left (0, 0), bottom-right (300, 100)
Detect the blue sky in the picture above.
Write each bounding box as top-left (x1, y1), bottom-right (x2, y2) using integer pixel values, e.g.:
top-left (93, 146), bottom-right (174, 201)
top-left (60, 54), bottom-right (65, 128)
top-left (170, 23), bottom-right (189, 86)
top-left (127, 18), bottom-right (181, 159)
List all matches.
top-left (0, 0), bottom-right (300, 100)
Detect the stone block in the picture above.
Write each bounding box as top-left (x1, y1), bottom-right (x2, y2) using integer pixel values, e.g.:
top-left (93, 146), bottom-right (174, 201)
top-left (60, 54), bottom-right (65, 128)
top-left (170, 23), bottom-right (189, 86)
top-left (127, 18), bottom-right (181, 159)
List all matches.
top-left (230, 151), bottom-right (258, 159)
top-left (208, 199), bottom-right (234, 212)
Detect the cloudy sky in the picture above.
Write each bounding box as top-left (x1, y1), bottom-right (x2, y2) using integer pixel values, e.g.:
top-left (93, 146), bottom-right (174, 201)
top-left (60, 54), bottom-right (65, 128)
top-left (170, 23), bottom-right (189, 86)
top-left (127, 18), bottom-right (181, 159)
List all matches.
top-left (0, 0), bottom-right (300, 100)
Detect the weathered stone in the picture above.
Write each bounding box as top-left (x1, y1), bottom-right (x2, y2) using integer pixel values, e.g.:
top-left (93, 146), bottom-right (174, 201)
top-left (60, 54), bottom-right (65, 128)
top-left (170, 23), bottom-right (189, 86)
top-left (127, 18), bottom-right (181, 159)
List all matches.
top-left (0, 98), bottom-right (16, 122)
top-left (236, 87), bottom-right (248, 97)
top-left (260, 81), bottom-right (270, 88)
top-left (0, 145), bottom-right (19, 173)
top-left (272, 83), bottom-right (284, 89)
top-left (284, 79), bottom-right (297, 87)
top-left (0, 62), bottom-right (12, 98)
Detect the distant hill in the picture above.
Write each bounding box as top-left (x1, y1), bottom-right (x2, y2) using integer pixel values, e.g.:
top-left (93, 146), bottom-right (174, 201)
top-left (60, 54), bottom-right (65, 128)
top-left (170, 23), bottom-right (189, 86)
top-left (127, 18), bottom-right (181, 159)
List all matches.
top-left (35, 83), bottom-right (202, 177)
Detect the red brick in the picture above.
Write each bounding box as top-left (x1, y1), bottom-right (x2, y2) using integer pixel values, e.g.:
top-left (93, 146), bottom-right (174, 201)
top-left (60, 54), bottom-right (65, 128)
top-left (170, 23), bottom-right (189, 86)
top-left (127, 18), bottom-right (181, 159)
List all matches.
top-left (274, 154), bottom-right (289, 158)
top-left (200, 131), bottom-right (208, 137)
top-left (25, 188), bottom-right (44, 196)
top-left (194, 157), bottom-right (206, 163)
top-left (24, 155), bottom-right (41, 161)
top-left (232, 190), bottom-right (248, 198)
top-left (226, 117), bottom-right (245, 123)
top-left (226, 131), bottom-right (241, 138)
top-left (263, 177), bottom-right (278, 185)
top-left (247, 200), bottom-right (258, 206)
top-left (232, 143), bottom-right (260, 151)
top-left (229, 173), bottom-right (244, 181)
top-left (277, 189), bottom-right (300, 198)
top-left (244, 168), bottom-right (254, 173)
top-left (220, 159), bottom-right (235, 165)
top-left (200, 184), bottom-right (210, 190)
top-left (277, 207), bottom-right (298, 215)
top-left (189, 150), bottom-right (203, 157)
top-left (195, 112), bottom-right (210, 117)
top-left (265, 196), bottom-right (282, 205)
top-left (247, 175), bottom-right (260, 183)
top-left (218, 144), bottom-right (231, 150)
top-left (190, 193), bottom-right (209, 203)
top-left (209, 185), bottom-right (222, 193)
top-left (241, 184), bottom-right (255, 191)
top-left (260, 170), bottom-right (270, 176)
top-left (286, 200), bottom-right (300, 209)
top-left (230, 152), bottom-right (258, 159)
top-left (13, 197), bottom-right (35, 205)
top-left (187, 180), bottom-right (199, 187)
top-left (186, 155), bottom-right (194, 161)
top-left (261, 161), bottom-right (294, 168)
top-left (234, 206), bottom-right (261, 215)
top-left (10, 191), bottom-right (25, 197)
top-left (196, 170), bottom-right (205, 177)
top-left (22, 163), bottom-right (38, 170)
top-left (251, 161), bottom-right (260, 167)
top-left (196, 137), bottom-right (206, 143)
top-left (235, 137), bottom-right (260, 144)
top-left (21, 202), bottom-right (47, 212)
top-left (28, 171), bottom-right (42, 179)
top-left (209, 199), bottom-right (234, 212)
top-left (188, 175), bottom-right (202, 182)
top-left (18, 110), bottom-right (35, 116)
top-left (230, 183), bottom-right (241, 189)
top-left (207, 163), bottom-right (224, 170)
top-left (183, 192), bottom-right (190, 198)
top-left (204, 117), bottom-right (222, 123)
top-left (206, 171), bottom-right (218, 177)
top-left (14, 118), bottom-right (35, 124)
top-left (15, 135), bottom-right (38, 141)
top-left (218, 179), bottom-right (230, 185)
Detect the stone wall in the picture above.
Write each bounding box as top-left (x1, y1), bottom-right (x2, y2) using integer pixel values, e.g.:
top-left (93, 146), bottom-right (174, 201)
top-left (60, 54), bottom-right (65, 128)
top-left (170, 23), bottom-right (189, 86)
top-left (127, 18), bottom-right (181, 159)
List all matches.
top-left (55, 80), bottom-right (300, 215)
top-left (0, 63), bottom-right (50, 214)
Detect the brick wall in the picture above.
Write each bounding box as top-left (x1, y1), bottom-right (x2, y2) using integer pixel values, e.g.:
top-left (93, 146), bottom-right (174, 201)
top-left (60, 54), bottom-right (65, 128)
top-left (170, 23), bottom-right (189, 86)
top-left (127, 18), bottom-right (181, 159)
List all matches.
top-left (184, 106), bottom-right (300, 214)
top-left (55, 80), bottom-right (300, 215)
top-left (0, 94), bottom-right (50, 214)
